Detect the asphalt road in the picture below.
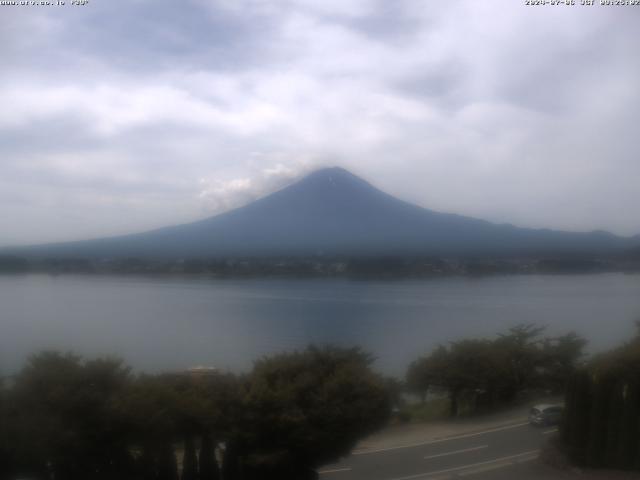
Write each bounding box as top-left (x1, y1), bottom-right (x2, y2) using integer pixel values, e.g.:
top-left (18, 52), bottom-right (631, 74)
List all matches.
top-left (318, 422), bottom-right (558, 480)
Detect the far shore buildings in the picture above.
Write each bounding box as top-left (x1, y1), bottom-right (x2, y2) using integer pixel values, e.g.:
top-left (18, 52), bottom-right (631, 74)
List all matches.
top-left (186, 365), bottom-right (219, 379)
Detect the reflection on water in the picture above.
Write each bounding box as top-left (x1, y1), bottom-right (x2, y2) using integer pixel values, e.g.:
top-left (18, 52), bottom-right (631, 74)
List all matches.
top-left (1, 273), bottom-right (639, 375)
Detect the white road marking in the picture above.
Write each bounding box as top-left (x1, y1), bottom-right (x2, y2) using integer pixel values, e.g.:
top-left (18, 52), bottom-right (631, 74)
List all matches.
top-left (318, 467), bottom-right (352, 475)
top-left (423, 445), bottom-right (488, 460)
top-left (387, 450), bottom-right (540, 480)
top-left (353, 422), bottom-right (529, 456)
top-left (543, 428), bottom-right (558, 435)
top-left (458, 452), bottom-right (538, 477)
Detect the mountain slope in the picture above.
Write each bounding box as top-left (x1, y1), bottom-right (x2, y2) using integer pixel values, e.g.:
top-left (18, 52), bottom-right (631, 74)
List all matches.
top-left (8, 167), bottom-right (639, 258)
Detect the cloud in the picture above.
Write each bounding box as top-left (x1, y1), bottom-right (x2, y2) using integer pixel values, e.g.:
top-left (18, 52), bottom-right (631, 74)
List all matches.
top-left (198, 161), bottom-right (316, 213)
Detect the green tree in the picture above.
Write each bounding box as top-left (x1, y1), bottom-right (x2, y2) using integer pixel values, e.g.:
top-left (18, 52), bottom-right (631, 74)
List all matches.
top-left (199, 434), bottom-right (220, 480)
top-left (408, 340), bottom-right (510, 416)
top-left (221, 440), bottom-right (241, 480)
top-left (617, 379), bottom-right (640, 469)
top-left (237, 346), bottom-right (391, 479)
top-left (407, 325), bottom-right (585, 418)
top-left (182, 436), bottom-right (198, 480)
top-left (540, 332), bottom-right (587, 393)
top-left (562, 323), bottom-right (640, 470)
top-left (8, 352), bottom-right (134, 479)
top-left (406, 346), bottom-right (448, 404)
top-left (561, 369), bottom-right (591, 465)
top-left (604, 381), bottom-right (626, 467)
top-left (494, 324), bottom-right (546, 397)
top-left (156, 441), bottom-right (179, 480)
top-left (585, 372), bottom-right (616, 468)
top-left (1, 346), bottom-right (392, 480)
top-left (0, 374), bottom-right (12, 480)
top-left (120, 375), bottom-right (183, 479)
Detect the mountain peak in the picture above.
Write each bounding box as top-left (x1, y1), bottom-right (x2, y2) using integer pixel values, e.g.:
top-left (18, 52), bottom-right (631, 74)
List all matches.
top-left (303, 166), bottom-right (359, 180)
top-left (296, 167), bottom-right (374, 192)
top-left (306, 166), bottom-right (354, 178)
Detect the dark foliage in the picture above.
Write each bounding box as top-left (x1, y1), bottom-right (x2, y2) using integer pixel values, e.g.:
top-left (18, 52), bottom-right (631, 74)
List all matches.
top-left (562, 324), bottom-right (640, 471)
top-left (199, 434), bottom-right (220, 480)
top-left (229, 346), bottom-right (390, 478)
top-left (0, 256), bottom-right (28, 273)
top-left (406, 325), bottom-right (586, 417)
top-left (0, 346), bottom-right (390, 480)
top-left (181, 436), bottom-right (197, 480)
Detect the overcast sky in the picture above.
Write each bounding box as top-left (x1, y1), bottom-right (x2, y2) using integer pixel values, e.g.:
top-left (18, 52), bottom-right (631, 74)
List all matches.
top-left (1, 0), bottom-right (639, 246)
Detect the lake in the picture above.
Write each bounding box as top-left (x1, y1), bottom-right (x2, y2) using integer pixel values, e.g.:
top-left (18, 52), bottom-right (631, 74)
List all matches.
top-left (1, 273), bottom-right (639, 376)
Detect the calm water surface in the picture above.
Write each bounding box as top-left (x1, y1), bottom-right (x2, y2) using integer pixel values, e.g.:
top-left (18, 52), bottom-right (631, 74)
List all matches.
top-left (1, 273), bottom-right (639, 375)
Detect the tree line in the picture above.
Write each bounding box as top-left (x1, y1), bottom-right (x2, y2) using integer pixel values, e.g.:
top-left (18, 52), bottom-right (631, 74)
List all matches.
top-left (562, 323), bottom-right (640, 472)
top-left (0, 347), bottom-right (390, 480)
top-left (3, 255), bottom-right (636, 277)
top-left (0, 324), bottom-right (591, 480)
top-left (406, 325), bottom-right (587, 416)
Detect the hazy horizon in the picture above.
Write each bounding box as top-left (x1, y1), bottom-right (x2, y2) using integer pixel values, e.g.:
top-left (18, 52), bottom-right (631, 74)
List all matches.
top-left (3, 165), bottom-right (640, 250)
